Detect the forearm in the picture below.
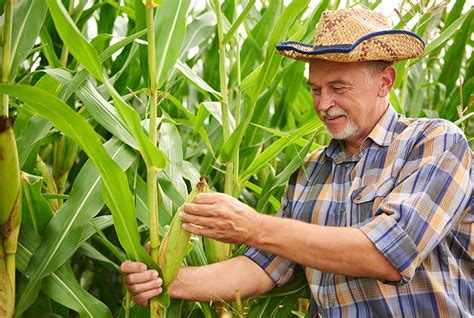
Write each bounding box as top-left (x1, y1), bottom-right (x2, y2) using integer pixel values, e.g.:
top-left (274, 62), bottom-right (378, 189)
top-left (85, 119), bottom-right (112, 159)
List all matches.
top-left (169, 255), bottom-right (276, 302)
top-left (252, 214), bottom-right (401, 281)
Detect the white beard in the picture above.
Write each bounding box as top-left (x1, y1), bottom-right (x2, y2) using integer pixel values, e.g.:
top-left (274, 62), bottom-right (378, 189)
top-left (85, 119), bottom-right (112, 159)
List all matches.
top-left (326, 119), bottom-right (361, 140)
top-left (320, 108), bottom-right (362, 140)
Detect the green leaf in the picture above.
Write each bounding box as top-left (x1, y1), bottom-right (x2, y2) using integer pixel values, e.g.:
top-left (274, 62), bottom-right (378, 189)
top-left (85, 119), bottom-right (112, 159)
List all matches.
top-left (9, 0), bottom-right (48, 80)
top-left (256, 134), bottom-right (317, 211)
top-left (105, 80), bottom-right (168, 169)
top-left (77, 242), bottom-right (121, 270)
top-left (160, 121), bottom-right (188, 201)
top-left (44, 68), bottom-right (138, 150)
top-left (175, 60), bottom-right (222, 100)
top-left (39, 26), bottom-right (62, 68)
top-left (45, 0), bottom-right (104, 81)
top-left (15, 73), bottom-right (62, 168)
top-left (240, 118), bottom-right (322, 182)
top-left (20, 172), bottom-right (54, 235)
top-left (200, 101), bottom-right (235, 129)
top-left (244, 181), bottom-right (281, 211)
top-left (14, 137), bottom-right (137, 315)
top-left (220, 0), bottom-right (310, 164)
top-left (222, 0), bottom-right (256, 44)
top-left (423, 8), bottom-right (473, 56)
top-left (60, 29), bottom-right (147, 101)
top-left (154, 0), bottom-right (191, 88)
top-left (178, 11), bottom-right (216, 61)
top-left (0, 84), bottom-right (156, 314)
top-left (437, 10), bottom-right (473, 95)
top-left (17, 226), bottom-right (112, 318)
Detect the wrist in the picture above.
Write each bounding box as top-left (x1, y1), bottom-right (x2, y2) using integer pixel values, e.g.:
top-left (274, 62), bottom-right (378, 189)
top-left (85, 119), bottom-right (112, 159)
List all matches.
top-left (245, 210), bottom-right (267, 247)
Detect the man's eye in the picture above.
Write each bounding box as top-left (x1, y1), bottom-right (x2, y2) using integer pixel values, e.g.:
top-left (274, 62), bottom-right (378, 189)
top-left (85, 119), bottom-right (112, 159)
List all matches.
top-left (312, 88), bottom-right (321, 95)
top-left (333, 86), bottom-right (347, 93)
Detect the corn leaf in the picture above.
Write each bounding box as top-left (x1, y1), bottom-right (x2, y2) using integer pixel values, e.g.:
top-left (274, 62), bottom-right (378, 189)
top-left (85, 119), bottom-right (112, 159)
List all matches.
top-left (154, 0), bottom-right (191, 88)
top-left (20, 173), bottom-right (53, 235)
top-left (0, 84), bottom-right (155, 314)
top-left (17, 226), bottom-right (112, 318)
top-left (240, 118), bottom-right (322, 182)
top-left (14, 74), bottom-right (61, 167)
top-left (437, 10), bottom-right (473, 95)
top-left (45, 68), bottom-right (138, 150)
top-left (222, 0), bottom-right (256, 44)
top-left (61, 29), bottom-right (147, 101)
top-left (220, 0), bottom-right (310, 164)
top-left (423, 8), bottom-right (473, 56)
top-left (105, 80), bottom-right (168, 169)
top-left (178, 11), bottom-right (216, 61)
top-left (257, 134), bottom-right (316, 211)
top-left (45, 0), bottom-right (104, 81)
top-left (45, 0), bottom-right (167, 169)
top-left (4, 0), bottom-right (47, 80)
top-left (175, 60), bottom-right (222, 100)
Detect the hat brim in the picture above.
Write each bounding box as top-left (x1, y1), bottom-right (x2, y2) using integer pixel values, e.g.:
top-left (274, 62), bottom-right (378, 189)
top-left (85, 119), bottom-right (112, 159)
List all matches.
top-left (276, 30), bottom-right (425, 62)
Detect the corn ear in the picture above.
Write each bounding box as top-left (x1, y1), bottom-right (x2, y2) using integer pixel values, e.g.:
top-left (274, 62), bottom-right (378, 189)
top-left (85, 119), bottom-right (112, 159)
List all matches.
top-left (0, 116), bottom-right (21, 317)
top-left (204, 237), bottom-right (230, 264)
top-left (36, 155), bottom-right (60, 211)
top-left (0, 117), bottom-right (21, 254)
top-left (52, 134), bottom-right (78, 194)
top-left (0, 117), bottom-right (20, 225)
top-left (158, 176), bottom-right (210, 285)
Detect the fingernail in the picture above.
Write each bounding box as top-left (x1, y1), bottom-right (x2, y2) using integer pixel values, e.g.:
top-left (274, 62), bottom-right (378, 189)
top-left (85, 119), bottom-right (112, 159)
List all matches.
top-left (156, 278), bottom-right (162, 286)
top-left (140, 265), bottom-right (147, 271)
top-left (182, 223), bottom-right (187, 229)
top-left (152, 270), bottom-right (158, 278)
top-left (179, 212), bottom-right (183, 219)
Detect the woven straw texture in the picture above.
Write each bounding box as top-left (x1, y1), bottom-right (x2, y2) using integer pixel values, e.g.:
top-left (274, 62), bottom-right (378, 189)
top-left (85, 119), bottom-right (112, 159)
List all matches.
top-left (278, 8), bottom-right (424, 62)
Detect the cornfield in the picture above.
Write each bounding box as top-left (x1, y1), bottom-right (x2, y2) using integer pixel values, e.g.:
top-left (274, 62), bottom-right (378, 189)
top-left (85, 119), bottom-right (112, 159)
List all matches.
top-left (0, 0), bottom-right (472, 317)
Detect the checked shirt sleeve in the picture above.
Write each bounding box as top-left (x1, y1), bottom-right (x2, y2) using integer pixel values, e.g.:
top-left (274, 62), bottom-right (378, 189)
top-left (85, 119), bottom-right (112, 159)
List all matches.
top-left (355, 122), bottom-right (472, 284)
top-left (243, 173), bottom-right (299, 286)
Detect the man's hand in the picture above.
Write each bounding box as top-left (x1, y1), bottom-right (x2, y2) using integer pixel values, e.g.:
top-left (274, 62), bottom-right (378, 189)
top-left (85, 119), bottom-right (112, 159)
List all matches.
top-left (120, 261), bottom-right (163, 307)
top-left (180, 192), bottom-right (262, 245)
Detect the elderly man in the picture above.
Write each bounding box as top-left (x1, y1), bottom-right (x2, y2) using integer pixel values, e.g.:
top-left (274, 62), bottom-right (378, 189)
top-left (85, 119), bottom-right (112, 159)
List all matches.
top-left (121, 8), bottom-right (472, 317)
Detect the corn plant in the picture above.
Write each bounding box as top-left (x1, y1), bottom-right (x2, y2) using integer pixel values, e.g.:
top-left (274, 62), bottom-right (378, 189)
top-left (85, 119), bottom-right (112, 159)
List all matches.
top-left (0, 0), bottom-right (471, 317)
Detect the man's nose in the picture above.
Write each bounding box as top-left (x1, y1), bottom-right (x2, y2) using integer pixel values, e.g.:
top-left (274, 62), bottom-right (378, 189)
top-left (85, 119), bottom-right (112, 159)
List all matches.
top-left (315, 92), bottom-right (335, 113)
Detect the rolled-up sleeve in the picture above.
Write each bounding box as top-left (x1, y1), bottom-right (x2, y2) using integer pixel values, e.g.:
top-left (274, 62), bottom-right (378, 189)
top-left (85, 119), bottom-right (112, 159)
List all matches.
top-left (355, 128), bottom-right (472, 284)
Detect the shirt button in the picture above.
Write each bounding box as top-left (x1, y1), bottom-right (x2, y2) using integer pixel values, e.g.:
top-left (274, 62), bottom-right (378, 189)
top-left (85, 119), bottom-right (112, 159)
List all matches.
top-left (340, 205), bottom-right (346, 212)
top-left (344, 163), bottom-right (351, 168)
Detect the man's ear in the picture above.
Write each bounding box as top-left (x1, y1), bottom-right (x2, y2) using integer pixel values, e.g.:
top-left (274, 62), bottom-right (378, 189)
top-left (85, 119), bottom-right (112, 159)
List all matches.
top-left (378, 66), bottom-right (396, 97)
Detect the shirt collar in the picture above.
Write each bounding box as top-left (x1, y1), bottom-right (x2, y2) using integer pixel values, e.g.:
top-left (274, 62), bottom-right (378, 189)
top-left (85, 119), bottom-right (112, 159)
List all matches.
top-left (366, 104), bottom-right (399, 147)
top-left (324, 104), bottom-right (399, 162)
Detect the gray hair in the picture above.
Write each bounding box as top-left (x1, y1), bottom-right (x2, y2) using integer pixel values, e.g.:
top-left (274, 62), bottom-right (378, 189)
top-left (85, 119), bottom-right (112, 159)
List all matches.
top-left (363, 61), bottom-right (393, 83)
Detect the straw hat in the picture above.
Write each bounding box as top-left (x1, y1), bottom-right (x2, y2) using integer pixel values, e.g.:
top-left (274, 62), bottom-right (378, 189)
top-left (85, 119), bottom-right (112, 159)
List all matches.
top-left (277, 8), bottom-right (424, 62)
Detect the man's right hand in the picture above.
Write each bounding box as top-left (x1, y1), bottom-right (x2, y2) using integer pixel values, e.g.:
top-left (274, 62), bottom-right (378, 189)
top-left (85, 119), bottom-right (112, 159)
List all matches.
top-left (120, 260), bottom-right (163, 307)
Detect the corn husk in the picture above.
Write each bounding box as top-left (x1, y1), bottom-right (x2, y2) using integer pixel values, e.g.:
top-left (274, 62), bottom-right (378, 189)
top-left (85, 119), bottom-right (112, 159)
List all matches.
top-left (0, 116), bottom-right (21, 317)
top-left (158, 176), bottom-right (210, 285)
top-left (204, 237), bottom-right (230, 264)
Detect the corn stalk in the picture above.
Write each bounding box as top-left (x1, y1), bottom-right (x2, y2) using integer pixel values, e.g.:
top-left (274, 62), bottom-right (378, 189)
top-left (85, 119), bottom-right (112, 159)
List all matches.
top-left (145, 0), bottom-right (163, 317)
top-left (209, 1), bottom-right (232, 316)
top-left (59, 0), bottom-right (75, 66)
top-left (0, 0), bottom-right (21, 317)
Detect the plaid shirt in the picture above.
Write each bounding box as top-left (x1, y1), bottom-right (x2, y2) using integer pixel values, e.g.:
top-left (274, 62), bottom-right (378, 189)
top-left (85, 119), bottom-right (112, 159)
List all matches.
top-left (244, 105), bottom-right (473, 317)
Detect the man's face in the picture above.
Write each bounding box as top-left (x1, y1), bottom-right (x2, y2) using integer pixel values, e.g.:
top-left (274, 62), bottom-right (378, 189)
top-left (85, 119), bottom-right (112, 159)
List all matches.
top-left (308, 60), bottom-right (386, 144)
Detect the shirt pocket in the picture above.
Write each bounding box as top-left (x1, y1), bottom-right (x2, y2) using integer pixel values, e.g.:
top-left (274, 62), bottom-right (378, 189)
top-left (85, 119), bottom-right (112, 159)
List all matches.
top-left (350, 178), bottom-right (394, 225)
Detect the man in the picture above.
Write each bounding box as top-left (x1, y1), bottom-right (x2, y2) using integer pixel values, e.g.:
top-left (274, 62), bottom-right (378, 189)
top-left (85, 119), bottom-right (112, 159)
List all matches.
top-left (121, 8), bottom-right (473, 317)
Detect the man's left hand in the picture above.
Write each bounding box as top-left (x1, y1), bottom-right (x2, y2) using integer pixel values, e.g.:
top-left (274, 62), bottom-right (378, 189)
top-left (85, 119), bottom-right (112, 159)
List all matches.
top-left (180, 193), bottom-right (262, 245)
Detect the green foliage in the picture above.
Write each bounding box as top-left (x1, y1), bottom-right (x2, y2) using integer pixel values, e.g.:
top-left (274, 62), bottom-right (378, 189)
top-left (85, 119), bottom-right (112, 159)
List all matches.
top-left (1, 0), bottom-right (471, 316)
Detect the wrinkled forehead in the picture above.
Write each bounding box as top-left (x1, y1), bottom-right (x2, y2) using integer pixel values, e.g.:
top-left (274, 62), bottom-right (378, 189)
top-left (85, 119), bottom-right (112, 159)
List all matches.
top-left (308, 60), bottom-right (368, 84)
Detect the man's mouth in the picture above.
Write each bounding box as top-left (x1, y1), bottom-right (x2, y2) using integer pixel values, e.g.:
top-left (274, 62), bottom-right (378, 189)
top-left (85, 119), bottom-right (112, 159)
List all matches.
top-left (325, 114), bottom-right (345, 121)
